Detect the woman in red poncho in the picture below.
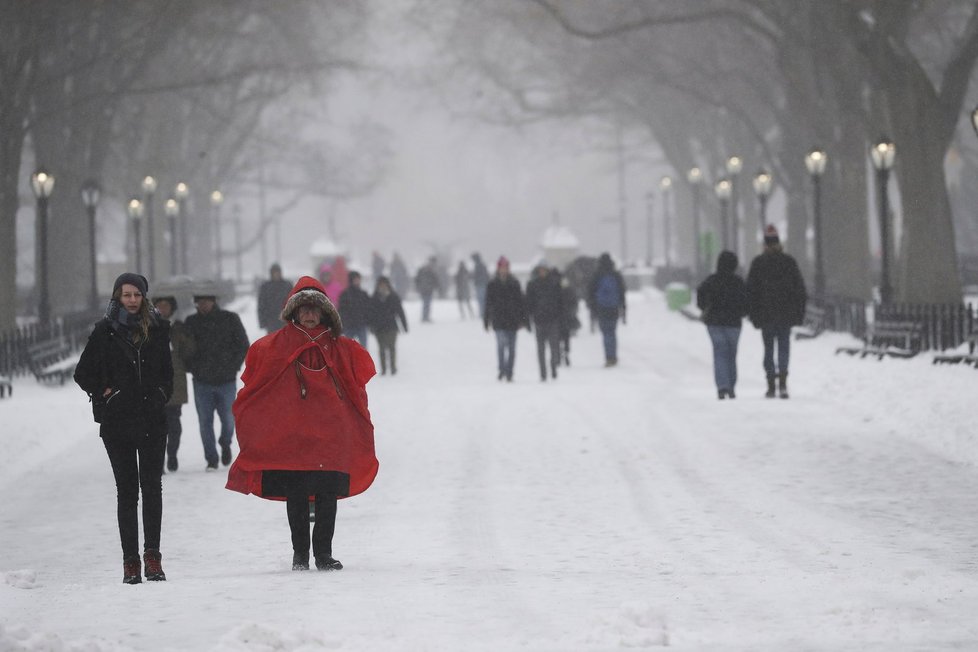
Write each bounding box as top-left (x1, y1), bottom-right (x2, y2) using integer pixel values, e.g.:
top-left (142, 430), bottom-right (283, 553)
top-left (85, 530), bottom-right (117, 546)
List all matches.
top-left (226, 276), bottom-right (377, 571)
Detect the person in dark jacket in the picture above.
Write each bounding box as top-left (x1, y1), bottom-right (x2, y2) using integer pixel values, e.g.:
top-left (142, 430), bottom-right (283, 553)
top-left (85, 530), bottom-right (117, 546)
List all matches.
top-left (74, 273), bottom-right (173, 585)
top-left (390, 252), bottom-right (410, 299)
top-left (415, 256), bottom-right (441, 323)
top-left (257, 263), bottom-right (292, 334)
top-left (484, 256), bottom-right (528, 381)
top-left (370, 276), bottom-right (408, 375)
top-left (586, 253), bottom-right (627, 367)
top-left (338, 270), bottom-right (372, 349)
top-left (525, 265), bottom-right (564, 381)
top-left (152, 295), bottom-right (195, 471)
top-left (184, 287), bottom-right (250, 469)
top-left (696, 251), bottom-right (749, 399)
top-left (746, 225), bottom-right (808, 399)
top-left (471, 252), bottom-right (490, 319)
top-left (454, 261), bottom-right (475, 319)
top-left (556, 269), bottom-right (581, 366)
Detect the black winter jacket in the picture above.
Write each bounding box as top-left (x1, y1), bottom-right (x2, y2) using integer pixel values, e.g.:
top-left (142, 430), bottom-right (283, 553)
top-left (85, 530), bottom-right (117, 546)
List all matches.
top-left (74, 314), bottom-right (173, 432)
top-left (484, 275), bottom-right (528, 331)
top-left (745, 248), bottom-right (808, 328)
top-left (697, 252), bottom-right (749, 327)
top-left (370, 292), bottom-right (408, 334)
top-left (339, 286), bottom-right (373, 330)
top-left (184, 307), bottom-right (250, 385)
top-left (525, 274), bottom-right (564, 326)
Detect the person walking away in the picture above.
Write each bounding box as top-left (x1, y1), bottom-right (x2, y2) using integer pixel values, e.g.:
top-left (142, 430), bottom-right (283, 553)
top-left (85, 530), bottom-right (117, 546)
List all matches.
top-left (556, 269), bottom-right (581, 366)
top-left (184, 286), bottom-right (250, 469)
top-left (257, 263), bottom-right (293, 334)
top-left (454, 261), bottom-right (475, 319)
top-left (369, 276), bottom-right (408, 375)
top-left (525, 265), bottom-right (564, 381)
top-left (696, 251), bottom-right (749, 399)
top-left (226, 276), bottom-right (378, 571)
top-left (371, 251), bottom-right (386, 282)
top-left (338, 270), bottom-right (372, 349)
top-left (471, 252), bottom-right (490, 319)
top-left (483, 256), bottom-right (528, 381)
top-left (746, 225), bottom-right (808, 399)
top-left (415, 257), bottom-right (441, 323)
top-left (586, 253), bottom-right (627, 367)
top-left (74, 273), bottom-right (173, 584)
top-left (153, 295), bottom-right (195, 471)
top-left (390, 252), bottom-right (410, 299)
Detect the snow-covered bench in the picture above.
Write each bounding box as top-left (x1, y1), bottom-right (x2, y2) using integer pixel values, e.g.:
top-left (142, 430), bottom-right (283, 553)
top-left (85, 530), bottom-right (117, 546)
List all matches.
top-left (932, 332), bottom-right (978, 366)
top-left (794, 304), bottom-right (826, 340)
top-left (27, 339), bottom-right (76, 385)
top-left (835, 319), bottom-right (922, 360)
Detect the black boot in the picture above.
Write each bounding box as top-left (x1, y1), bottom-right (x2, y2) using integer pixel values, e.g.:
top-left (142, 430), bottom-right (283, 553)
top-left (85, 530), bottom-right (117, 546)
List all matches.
top-left (143, 549), bottom-right (166, 581)
top-left (292, 552), bottom-right (310, 571)
top-left (778, 373), bottom-right (789, 399)
top-left (123, 556), bottom-right (142, 585)
top-left (315, 556), bottom-right (343, 571)
top-left (765, 375), bottom-right (776, 398)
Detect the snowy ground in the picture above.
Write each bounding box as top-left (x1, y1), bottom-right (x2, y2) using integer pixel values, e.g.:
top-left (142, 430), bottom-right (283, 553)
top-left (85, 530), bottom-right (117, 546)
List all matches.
top-left (2, 288), bottom-right (978, 651)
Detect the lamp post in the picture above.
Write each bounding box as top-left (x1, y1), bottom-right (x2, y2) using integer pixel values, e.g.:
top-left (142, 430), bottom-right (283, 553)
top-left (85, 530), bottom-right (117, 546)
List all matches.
top-left (232, 203), bottom-right (243, 282)
top-left (165, 197), bottom-right (179, 276)
top-left (81, 179), bottom-right (101, 311)
top-left (210, 190), bottom-right (224, 279)
top-left (127, 197), bottom-right (145, 274)
top-left (726, 155), bottom-right (742, 257)
top-left (645, 191), bottom-right (655, 267)
top-left (752, 169), bottom-right (773, 230)
top-left (714, 178), bottom-right (732, 251)
top-left (141, 176), bottom-right (157, 279)
top-left (30, 168), bottom-right (55, 323)
top-left (687, 166), bottom-right (703, 281)
top-left (870, 138), bottom-right (896, 305)
top-left (660, 175), bottom-right (673, 269)
top-left (805, 149), bottom-right (828, 301)
top-left (175, 182), bottom-right (189, 274)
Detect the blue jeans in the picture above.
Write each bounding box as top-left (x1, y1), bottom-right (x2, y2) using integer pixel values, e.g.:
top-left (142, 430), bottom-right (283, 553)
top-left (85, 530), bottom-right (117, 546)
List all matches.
top-left (761, 326), bottom-right (792, 377)
top-left (494, 329), bottom-right (517, 380)
top-left (193, 380), bottom-right (237, 466)
top-left (597, 312), bottom-right (619, 362)
top-left (706, 325), bottom-right (741, 391)
top-left (347, 325), bottom-right (368, 349)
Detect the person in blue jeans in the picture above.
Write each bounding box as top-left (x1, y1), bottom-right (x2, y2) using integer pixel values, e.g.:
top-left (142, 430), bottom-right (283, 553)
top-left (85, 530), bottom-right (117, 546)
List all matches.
top-left (483, 256), bottom-right (528, 381)
top-left (184, 288), bottom-right (250, 469)
top-left (746, 225), bottom-right (808, 399)
top-left (696, 251), bottom-right (749, 399)
top-left (586, 253), bottom-right (627, 367)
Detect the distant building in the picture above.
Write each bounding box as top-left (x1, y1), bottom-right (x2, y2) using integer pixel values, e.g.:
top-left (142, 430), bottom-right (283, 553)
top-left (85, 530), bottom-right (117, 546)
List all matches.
top-left (539, 224), bottom-right (580, 270)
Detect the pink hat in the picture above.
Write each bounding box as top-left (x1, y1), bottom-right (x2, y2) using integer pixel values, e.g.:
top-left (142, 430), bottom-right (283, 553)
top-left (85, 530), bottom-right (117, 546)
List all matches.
top-left (497, 256), bottom-right (510, 269)
top-left (763, 224), bottom-right (779, 244)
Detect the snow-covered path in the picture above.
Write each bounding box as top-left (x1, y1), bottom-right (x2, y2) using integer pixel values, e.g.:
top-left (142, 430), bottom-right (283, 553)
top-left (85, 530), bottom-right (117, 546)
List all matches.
top-left (2, 289), bottom-right (978, 651)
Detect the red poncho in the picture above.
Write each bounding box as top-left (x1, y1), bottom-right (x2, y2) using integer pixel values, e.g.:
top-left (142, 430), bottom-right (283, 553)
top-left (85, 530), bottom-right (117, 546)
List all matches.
top-left (226, 319), bottom-right (378, 500)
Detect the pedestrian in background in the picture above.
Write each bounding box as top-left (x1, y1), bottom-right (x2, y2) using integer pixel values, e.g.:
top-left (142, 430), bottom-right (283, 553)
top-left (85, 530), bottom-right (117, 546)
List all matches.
top-left (484, 256), bottom-right (528, 382)
top-left (415, 256), bottom-right (441, 323)
top-left (454, 261), bottom-right (475, 319)
top-left (74, 273), bottom-right (173, 584)
top-left (556, 269), bottom-right (580, 366)
top-left (696, 251), bottom-right (748, 400)
top-left (390, 252), bottom-right (410, 299)
top-left (152, 295), bottom-right (195, 471)
top-left (586, 253), bottom-right (626, 367)
top-left (746, 225), bottom-right (808, 399)
top-left (370, 276), bottom-right (408, 375)
top-left (338, 270), bottom-right (372, 349)
top-left (257, 263), bottom-right (292, 334)
top-left (525, 265), bottom-right (564, 381)
top-left (471, 252), bottom-right (490, 320)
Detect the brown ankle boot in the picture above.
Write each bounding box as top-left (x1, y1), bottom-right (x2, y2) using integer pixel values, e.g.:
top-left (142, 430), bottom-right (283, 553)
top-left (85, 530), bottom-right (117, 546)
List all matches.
top-left (123, 556), bottom-right (142, 584)
top-left (143, 549), bottom-right (166, 581)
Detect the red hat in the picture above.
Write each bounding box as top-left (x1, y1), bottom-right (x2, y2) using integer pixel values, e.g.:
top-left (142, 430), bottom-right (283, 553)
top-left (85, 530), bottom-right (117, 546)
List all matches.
top-left (497, 256), bottom-right (510, 269)
top-left (763, 224), bottom-right (780, 245)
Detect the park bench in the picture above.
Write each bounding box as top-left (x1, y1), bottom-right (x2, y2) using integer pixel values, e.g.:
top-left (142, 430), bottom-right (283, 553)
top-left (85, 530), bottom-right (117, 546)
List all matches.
top-left (932, 332), bottom-right (978, 366)
top-left (835, 319), bottom-right (923, 360)
top-left (27, 339), bottom-right (77, 385)
top-left (794, 304), bottom-right (826, 340)
top-left (0, 375), bottom-right (11, 398)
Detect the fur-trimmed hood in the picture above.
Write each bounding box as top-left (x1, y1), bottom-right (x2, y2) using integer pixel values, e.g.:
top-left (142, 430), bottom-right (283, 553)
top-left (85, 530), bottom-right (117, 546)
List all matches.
top-left (280, 276), bottom-right (343, 335)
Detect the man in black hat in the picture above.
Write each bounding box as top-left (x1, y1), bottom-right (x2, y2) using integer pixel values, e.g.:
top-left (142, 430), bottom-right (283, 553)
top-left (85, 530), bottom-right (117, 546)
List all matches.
top-left (184, 288), bottom-right (249, 470)
top-left (257, 263), bottom-right (292, 334)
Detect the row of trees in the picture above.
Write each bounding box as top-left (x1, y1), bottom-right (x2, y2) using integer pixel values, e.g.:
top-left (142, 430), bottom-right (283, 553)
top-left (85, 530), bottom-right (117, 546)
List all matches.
top-left (417, 0), bottom-right (978, 304)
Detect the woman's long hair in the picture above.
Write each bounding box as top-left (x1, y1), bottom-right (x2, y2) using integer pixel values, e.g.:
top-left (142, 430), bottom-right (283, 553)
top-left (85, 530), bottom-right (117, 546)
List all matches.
top-left (112, 286), bottom-right (153, 344)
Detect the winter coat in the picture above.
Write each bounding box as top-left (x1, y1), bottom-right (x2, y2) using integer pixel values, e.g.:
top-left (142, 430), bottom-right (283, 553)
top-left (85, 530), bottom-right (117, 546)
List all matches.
top-left (454, 266), bottom-right (472, 301)
top-left (226, 277), bottom-right (378, 501)
top-left (257, 278), bottom-right (293, 331)
top-left (471, 258), bottom-right (490, 291)
top-left (184, 305), bottom-right (250, 385)
top-left (525, 273), bottom-right (564, 327)
top-left (696, 252), bottom-right (749, 328)
top-left (746, 247), bottom-right (808, 328)
top-left (484, 275), bottom-right (528, 331)
top-left (390, 256), bottom-right (410, 298)
top-left (415, 265), bottom-right (440, 298)
top-left (560, 284), bottom-right (581, 335)
top-left (370, 292), bottom-right (408, 334)
top-left (167, 320), bottom-right (194, 406)
top-left (338, 285), bottom-right (373, 330)
top-left (586, 265), bottom-right (627, 321)
top-left (74, 306), bottom-right (173, 434)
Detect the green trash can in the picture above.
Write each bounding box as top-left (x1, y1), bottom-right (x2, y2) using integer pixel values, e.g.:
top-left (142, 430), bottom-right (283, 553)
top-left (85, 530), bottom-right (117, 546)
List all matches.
top-left (665, 282), bottom-right (691, 311)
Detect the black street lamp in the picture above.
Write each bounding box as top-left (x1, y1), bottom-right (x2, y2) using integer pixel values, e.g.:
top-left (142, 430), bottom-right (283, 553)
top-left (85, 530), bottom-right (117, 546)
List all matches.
top-left (714, 178), bottom-right (732, 251)
top-left (232, 203), bottom-right (243, 282)
top-left (805, 149), bottom-right (828, 300)
top-left (645, 190), bottom-right (655, 267)
top-left (165, 197), bottom-right (179, 276)
top-left (210, 190), bottom-right (224, 279)
top-left (142, 176), bottom-right (157, 279)
top-left (870, 138), bottom-right (896, 305)
top-left (81, 179), bottom-right (101, 311)
top-left (30, 168), bottom-right (55, 323)
top-left (127, 197), bottom-right (144, 274)
top-left (752, 169), bottom-right (773, 230)
top-left (660, 175), bottom-right (673, 269)
top-left (687, 166), bottom-right (703, 281)
top-left (175, 182), bottom-right (189, 275)
top-left (726, 155), bottom-right (742, 257)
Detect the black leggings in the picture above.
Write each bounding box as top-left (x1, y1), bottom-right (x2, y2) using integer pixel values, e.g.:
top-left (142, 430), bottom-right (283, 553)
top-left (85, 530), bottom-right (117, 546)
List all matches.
top-left (102, 430), bottom-right (166, 559)
top-left (286, 494), bottom-right (337, 559)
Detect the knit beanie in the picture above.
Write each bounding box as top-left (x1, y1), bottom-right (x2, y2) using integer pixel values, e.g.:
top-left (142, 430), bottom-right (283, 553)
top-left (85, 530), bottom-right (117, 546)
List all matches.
top-left (112, 272), bottom-right (149, 297)
top-left (763, 224), bottom-right (780, 245)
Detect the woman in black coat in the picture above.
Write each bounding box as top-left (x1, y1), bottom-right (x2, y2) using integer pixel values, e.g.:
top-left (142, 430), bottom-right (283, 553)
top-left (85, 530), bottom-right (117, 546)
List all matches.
top-left (369, 276), bottom-right (408, 375)
top-left (74, 273), bottom-right (173, 585)
top-left (697, 251), bottom-right (749, 399)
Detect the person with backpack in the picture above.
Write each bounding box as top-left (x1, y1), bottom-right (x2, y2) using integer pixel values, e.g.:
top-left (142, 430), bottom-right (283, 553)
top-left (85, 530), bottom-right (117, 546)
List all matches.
top-left (746, 225), bottom-right (808, 398)
top-left (587, 253), bottom-right (627, 367)
top-left (696, 251), bottom-right (749, 399)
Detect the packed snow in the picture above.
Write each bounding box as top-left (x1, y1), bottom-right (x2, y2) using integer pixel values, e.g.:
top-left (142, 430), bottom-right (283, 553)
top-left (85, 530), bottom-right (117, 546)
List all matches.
top-left (2, 287), bottom-right (978, 651)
